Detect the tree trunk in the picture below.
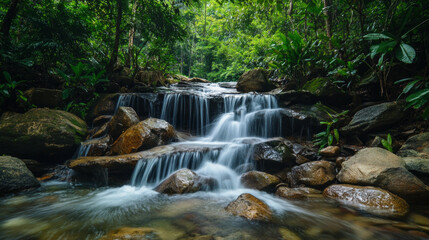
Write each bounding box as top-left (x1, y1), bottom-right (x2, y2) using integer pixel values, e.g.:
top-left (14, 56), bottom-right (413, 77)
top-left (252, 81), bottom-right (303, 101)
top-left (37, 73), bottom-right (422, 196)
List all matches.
top-left (1, 0), bottom-right (20, 42)
top-left (108, 0), bottom-right (123, 73)
top-left (126, 0), bottom-right (138, 68)
top-left (323, 0), bottom-right (333, 49)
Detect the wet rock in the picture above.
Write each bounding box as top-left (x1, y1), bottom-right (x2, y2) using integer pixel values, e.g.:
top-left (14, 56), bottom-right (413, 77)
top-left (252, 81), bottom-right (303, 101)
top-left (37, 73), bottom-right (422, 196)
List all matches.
top-left (240, 171), bottom-right (280, 192)
top-left (374, 167), bottom-right (429, 201)
top-left (397, 132), bottom-right (429, 174)
top-left (302, 77), bottom-right (351, 107)
top-left (289, 160), bottom-right (336, 187)
top-left (135, 70), bottom-right (166, 87)
top-left (86, 94), bottom-right (117, 122)
top-left (107, 106), bottom-right (140, 140)
top-left (319, 146), bottom-right (340, 157)
top-left (92, 115), bottom-right (111, 127)
top-left (83, 135), bottom-right (111, 156)
top-left (155, 169), bottom-right (203, 194)
top-left (278, 228), bottom-right (302, 240)
top-left (99, 227), bottom-right (160, 240)
top-left (335, 157), bottom-right (346, 169)
top-left (0, 156), bottom-right (40, 195)
top-left (337, 148), bottom-right (405, 185)
top-left (236, 69), bottom-right (276, 93)
top-left (275, 90), bottom-right (318, 105)
top-left (24, 88), bottom-right (63, 108)
top-left (323, 184), bottom-right (409, 218)
top-left (276, 186), bottom-right (321, 200)
top-left (252, 138), bottom-right (296, 171)
top-left (110, 118), bottom-right (176, 155)
top-left (225, 193), bottom-right (272, 221)
top-left (341, 102), bottom-right (404, 134)
top-left (0, 108), bottom-right (87, 162)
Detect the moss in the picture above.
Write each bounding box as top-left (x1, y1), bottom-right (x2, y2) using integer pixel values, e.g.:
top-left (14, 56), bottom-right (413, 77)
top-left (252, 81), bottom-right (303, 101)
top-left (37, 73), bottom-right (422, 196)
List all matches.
top-left (302, 77), bottom-right (327, 93)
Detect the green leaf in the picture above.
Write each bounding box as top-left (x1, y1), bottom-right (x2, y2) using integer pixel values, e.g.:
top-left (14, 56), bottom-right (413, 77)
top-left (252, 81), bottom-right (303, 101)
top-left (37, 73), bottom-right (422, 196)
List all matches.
top-left (334, 129), bottom-right (339, 143)
top-left (394, 78), bottom-right (414, 84)
top-left (3, 71), bottom-right (11, 82)
top-left (363, 33), bottom-right (393, 41)
top-left (62, 88), bottom-right (72, 100)
top-left (328, 134), bottom-right (334, 146)
top-left (387, 133), bottom-right (392, 145)
top-left (378, 40), bottom-right (397, 53)
top-left (395, 43), bottom-right (416, 64)
top-left (406, 89), bottom-right (429, 102)
top-left (402, 80), bottom-right (420, 94)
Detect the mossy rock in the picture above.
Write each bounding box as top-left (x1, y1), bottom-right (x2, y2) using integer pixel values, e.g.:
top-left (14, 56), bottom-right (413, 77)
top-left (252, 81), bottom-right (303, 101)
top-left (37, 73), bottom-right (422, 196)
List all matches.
top-left (0, 156), bottom-right (40, 195)
top-left (0, 108), bottom-right (87, 162)
top-left (302, 77), bottom-right (351, 107)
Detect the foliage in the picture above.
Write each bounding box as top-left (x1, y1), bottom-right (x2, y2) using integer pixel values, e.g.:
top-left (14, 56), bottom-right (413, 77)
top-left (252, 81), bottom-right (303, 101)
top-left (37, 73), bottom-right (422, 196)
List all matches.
top-left (381, 133), bottom-right (393, 152)
top-left (395, 76), bottom-right (429, 119)
top-left (0, 71), bottom-right (31, 108)
top-left (313, 109), bottom-right (349, 150)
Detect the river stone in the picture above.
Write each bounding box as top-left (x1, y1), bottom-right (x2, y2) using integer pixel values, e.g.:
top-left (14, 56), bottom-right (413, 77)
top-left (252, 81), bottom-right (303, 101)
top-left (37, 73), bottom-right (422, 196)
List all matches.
top-left (319, 146), bottom-right (340, 157)
top-left (236, 69), bottom-right (275, 93)
top-left (323, 184), bottom-right (409, 218)
top-left (24, 88), bottom-right (63, 108)
top-left (252, 139), bottom-right (296, 171)
top-left (341, 102), bottom-right (404, 134)
top-left (155, 169), bottom-right (203, 194)
top-left (337, 147), bottom-right (405, 185)
top-left (99, 227), bottom-right (160, 240)
top-left (225, 193), bottom-right (272, 221)
top-left (276, 186), bottom-right (321, 200)
top-left (92, 115), bottom-right (112, 127)
top-left (240, 171), bottom-right (280, 192)
top-left (83, 135), bottom-right (111, 157)
top-left (289, 160), bottom-right (336, 187)
top-left (0, 108), bottom-right (87, 162)
top-left (86, 94), bottom-right (117, 122)
top-left (141, 118), bottom-right (176, 145)
top-left (107, 106), bottom-right (140, 140)
top-left (0, 156), bottom-right (40, 195)
top-left (397, 132), bottom-right (429, 174)
top-left (110, 122), bottom-right (158, 155)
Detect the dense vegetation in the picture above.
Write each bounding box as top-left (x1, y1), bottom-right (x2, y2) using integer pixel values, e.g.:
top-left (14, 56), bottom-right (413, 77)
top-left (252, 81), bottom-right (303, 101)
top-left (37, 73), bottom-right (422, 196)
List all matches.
top-left (1, 0), bottom-right (428, 119)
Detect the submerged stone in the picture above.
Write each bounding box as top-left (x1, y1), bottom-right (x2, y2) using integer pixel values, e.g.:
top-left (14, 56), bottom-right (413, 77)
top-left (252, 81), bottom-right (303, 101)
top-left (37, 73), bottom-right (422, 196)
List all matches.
top-left (100, 227), bottom-right (160, 240)
top-left (275, 186), bottom-right (321, 200)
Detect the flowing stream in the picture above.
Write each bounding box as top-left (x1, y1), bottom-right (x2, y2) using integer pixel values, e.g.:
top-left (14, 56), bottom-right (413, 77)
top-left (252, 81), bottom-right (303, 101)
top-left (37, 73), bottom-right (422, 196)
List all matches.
top-left (0, 83), bottom-right (426, 239)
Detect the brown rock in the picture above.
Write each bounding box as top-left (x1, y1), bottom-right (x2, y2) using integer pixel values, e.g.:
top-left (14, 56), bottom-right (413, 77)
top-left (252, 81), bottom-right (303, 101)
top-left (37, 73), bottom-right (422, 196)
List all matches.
top-left (134, 70), bottom-right (166, 86)
top-left (108, 106), bottom-right (140, 140)
top-left (225, 193), bottom-right (272, 221)
top-left (99, 227), bottom-right (159, 240)
top-left (319, 146), bottom-right (340, 157)
top-left (87, 94), bottom-right (117, 122)
top-left (290, 160), bottom-right (336, 187)
top-left (236, 69), bottom-right (276, 93)
top-left (155, 169), bottom-right (203, 194)
top-left (323, 184), bottom-right (409, 218)
top-left (110, 122), bottom-right (158, 155)
top-left (92, 115), bottom-right (112, 127)
top-left (240, 171), bottom-right (280, 192)
top-left (276, 186), bottom-right (321, 200)
top-left (84, 135), bottom-right (111, 156)
top-left (141, 118), bottom-right (176, 145)
top-left (92, 122), bottom-right (108, 139)
top-left (24, 88), bottom-right (63, 108)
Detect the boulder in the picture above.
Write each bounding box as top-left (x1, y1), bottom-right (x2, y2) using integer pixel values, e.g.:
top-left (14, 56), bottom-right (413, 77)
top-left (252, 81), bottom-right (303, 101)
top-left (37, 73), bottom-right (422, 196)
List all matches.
top-left (0, 108), bottom-right (87, 162)
top-left (107, 106), bottom-right (140, 140)
top-left (323, 184), bottom-right (409, 218)
top-left (302, 77), bottom-right (351, 107)
top-left (337, 148), bottom-right (404, 185)
top-left (319, 146), bottom-right (340, 157)
top-left (92, 115), bottom-right (112, 127)
top-left (134, 70), bottom-right (166, 87)
top-left (24, 88), bottom-right (63, 108)
top-left (110, 118), bottom-right (176, 155)
top-left (236, 69), bottom-right (276, 93)
top-left (240, 171), bottom-right (281, 192)
top-left (86, 94), bottom-right (118, 122)
top-left (275, 186), bottom-right (321, 200)
top-left (252, 138), bottom-right (296, 171)
top-left (341, 102), bottom-right (404, 134)
top-left (275, 90), bottom-right (318, 105)
top-left (82, 135), bottom-right (112, 157)
top-left (99, 227), bottom-right (159, 240)
top-left (397, 132), bottom-right (429, 174)
top-left (289, 160), bottom-right (336, 187)
top-left (225, 193), bottom-right (272, 221)
top-left (155, 169), bottom-right (203, 194)
top-left (0, 156), bottom-right (40, 195)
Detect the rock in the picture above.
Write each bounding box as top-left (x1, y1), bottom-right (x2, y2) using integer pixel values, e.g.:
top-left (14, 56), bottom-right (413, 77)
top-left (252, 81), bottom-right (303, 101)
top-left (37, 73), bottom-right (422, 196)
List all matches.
top-left (107, 106), bottom-right (140, 140)
top-left (397, 132), bottom-right (429, 174)
top-left (289, 160), bottom-right (336, 187)
top-left (134, 70), bottom-right (166, 87)
top-left (92, 122), bottom-right (109, 139)
top-left (319, 146), bottom-right (340, 157)
top-left (374, 167), bottom-right (429, 200)
top-left (278, 228), bottom-right (301, 240)
top-left (341, 102), bottom-right (404, 134)
top-left (276, 186), bottom-right (321, 200)
top-left (24, 88), bottom-right (63, 108)
top-left (240, 171), bottom-right (281, 192)
top-left (99, 227), bottom-right (159, 240)
top-left (225, 193), bottom-right (272, 221)
top-left (252, 138), bottom-right (296, 171)
top-left (92, 115), bottom-right (112, 127)
top-left (83, 135), bottom-right (112, 157)
top-left (337, 148), bottom-right (404, 185)
top-left (0, 156), bottom-right (40, 195)
top-left (190, 77), bottom-right (210, 83)
top-left (110, 118), bottom-right (176, 155)
top-left (155, 169), bottom-right (203, 194)
top-left (275, 90), bottom-right (318, 105)
top-left (0, 108), bottom-right (87, 162)
top-left (302, 77), bottom-right (351, 107)
top-left (236, 69), bottom-right (276, 93)
top-left (323, 184), bottom-right (409, 218)
top-left (86, 94), bottom-right (117, 122)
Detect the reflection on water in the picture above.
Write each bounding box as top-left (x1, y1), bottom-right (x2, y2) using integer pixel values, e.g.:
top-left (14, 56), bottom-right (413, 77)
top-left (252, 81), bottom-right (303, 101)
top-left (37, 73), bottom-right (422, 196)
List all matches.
top-left (1, 181), bottom-right (427, 240)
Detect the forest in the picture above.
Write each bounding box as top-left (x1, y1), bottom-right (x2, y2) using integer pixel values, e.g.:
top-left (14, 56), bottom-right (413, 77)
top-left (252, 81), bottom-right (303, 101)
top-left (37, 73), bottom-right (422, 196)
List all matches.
top-left (1, 1), bottom-right (429, 239)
